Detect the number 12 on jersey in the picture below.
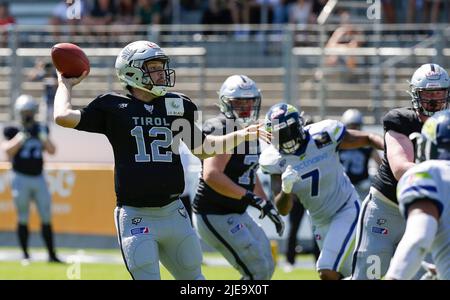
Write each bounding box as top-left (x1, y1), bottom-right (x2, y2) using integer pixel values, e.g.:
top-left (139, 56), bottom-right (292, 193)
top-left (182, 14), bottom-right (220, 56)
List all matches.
top-left (131, 126), bottom-right (173, 162)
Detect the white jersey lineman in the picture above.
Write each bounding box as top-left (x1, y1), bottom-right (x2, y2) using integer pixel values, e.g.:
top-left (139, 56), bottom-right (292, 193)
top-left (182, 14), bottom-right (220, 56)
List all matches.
top-left (260, 119), bottom-right (361, 276)
top-left (394, 160), bottom-right (450, 279)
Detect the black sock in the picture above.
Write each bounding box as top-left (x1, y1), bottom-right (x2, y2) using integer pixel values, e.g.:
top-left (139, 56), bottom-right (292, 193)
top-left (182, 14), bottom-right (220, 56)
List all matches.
top-left (17, 224), bottom-right (29, 259)
top-left (41, 223), bottom-right (56, 258)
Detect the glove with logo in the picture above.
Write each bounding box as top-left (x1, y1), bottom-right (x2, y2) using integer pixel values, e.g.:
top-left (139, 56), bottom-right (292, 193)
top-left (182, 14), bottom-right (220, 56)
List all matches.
top-left (281, 165), bottom-right (300, 194)
top-left (241, 191), bottom-right (285, 236)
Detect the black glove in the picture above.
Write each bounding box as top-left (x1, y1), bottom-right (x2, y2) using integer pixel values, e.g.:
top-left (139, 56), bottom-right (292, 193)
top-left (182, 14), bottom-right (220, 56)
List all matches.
top-left (241, 191), bottom-right (285, 237)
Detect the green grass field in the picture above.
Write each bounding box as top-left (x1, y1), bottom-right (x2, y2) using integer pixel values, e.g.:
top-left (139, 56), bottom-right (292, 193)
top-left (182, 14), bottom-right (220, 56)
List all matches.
top-left (0, 247), bottom-right (319, 280)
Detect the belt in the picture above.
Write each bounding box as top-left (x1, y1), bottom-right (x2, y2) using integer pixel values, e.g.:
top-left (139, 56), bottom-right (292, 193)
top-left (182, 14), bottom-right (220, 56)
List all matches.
top-left (117, 193), bottom-right (181, 208)
top-left (369, 187), bottom-right (399, 209)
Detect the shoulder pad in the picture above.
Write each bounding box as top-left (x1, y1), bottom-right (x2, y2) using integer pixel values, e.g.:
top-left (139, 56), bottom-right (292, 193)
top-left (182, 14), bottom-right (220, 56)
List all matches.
top-left (383, 107), bottom-right (417, 133)
top-left (309, 120), bottom-right (346, 144)
top-left (166, 92), bottom-right (192, 102)
top-left (397, 161), bottom-right (443, 217)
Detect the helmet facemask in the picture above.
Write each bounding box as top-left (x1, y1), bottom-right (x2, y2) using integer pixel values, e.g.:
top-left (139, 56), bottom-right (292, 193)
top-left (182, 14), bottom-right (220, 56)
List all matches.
top-left (220, 96), bottom-right (261, 126)
top-left (411, 87), bottom-right (449, 117)
top-left (116, 41), bottom-right (176, 98)
top-left (128, 57), bottom-right (175, 96)
top-left (270, 116), bottom-right (305, 154)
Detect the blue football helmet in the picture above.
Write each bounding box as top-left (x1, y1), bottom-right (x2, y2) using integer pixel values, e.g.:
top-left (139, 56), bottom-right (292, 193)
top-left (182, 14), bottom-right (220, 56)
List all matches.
top-left (265, 103), bottom-right (305, 154)
top-left (412, 109), bottom-right (450, 162)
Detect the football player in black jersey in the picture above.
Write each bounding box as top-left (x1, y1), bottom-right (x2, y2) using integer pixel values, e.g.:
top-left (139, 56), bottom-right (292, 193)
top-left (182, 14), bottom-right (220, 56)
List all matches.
top-left (339, 109), bottom-right (382, 200)
top-left (53, 41), bottom-right (270, 280)
top-left (193, 75), bottom-right (284, 280)
top-left (351, 63), bottom-right (449, 279)
top-left (1, 95), bottom-right (60, 264)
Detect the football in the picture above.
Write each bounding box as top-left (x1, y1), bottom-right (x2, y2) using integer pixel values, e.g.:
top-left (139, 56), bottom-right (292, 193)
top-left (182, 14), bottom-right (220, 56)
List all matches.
top-left (51, 43), bottom-right (90, 78)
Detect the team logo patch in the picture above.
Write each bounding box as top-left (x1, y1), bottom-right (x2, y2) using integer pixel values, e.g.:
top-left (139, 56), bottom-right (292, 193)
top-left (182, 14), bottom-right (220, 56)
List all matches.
top-left (371, 226), bottom-right (388, 235)
top-left (313, 132), bottom-right (332, 149)
top-left (178, 207), bottom-right (187, 218)
top-left (376, 218), bottom-right (386, 226)
top-left (230, 223), bottom-right (244, 234)
top-left (130, 227), bottom-right (149, 235)
top-left (165, 98), bottom-right (184, 116)
top-left (279, 159), bottom-right (286, 168)
top-left (131, 217), bottom-right (142, 225)
top-left (144, 104), bottom-right (154, 114)
top-left (118, 103), bottom-right (128, 109)
top-left (227, 217), bottom-right (234, 225)
top-left (270, 108), bottom-right (285, 120)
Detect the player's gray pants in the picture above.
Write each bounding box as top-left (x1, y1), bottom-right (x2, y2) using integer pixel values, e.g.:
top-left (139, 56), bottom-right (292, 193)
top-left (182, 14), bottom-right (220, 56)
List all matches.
top-left (114, 199), bottom-right (204, 280)
top-left (194, 212), bottom-right (275, 280)
top-left (351, 187), bottom-right (406, 280)
top-left (11, 171), bottom-right (51, 224)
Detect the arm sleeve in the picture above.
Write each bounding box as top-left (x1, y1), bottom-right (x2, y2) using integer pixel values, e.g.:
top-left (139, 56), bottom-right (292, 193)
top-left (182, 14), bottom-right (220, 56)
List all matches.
top-left (383, 109), bottom-right (410, 136)
top-left (385, 211), bottom-right (438, 280)
top-left (74, 94), bottom-right (108, 134)
top-left (397, 167), bottom-right (444, 218)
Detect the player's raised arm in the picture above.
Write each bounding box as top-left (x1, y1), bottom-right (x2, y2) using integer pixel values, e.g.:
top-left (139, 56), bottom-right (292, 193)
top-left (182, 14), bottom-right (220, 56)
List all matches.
top-left (53, 70), bottom-right (88, 128)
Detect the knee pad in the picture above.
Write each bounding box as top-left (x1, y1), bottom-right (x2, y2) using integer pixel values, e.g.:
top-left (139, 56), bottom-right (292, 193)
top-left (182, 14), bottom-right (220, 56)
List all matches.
top-left (176, 234), bottom-right (203, 271)
top-left (122, 237), bottom-right (159, 277)
top-left (240, 242), bottom-right (275, 280)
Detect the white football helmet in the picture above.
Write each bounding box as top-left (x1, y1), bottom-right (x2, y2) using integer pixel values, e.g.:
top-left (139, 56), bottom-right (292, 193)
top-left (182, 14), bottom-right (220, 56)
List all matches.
top-left (15, 94), bottom-right (38, 125)
top-left (218, 75), bottom-right (261, 125)
top-left (115, 41), bottom-right (175, 97)
top-left (341, 109), bottom-right (363, 128)
top-left (409, 63), bottom-right (450, 116)
top-left (15, 94), bottom-right (38, 114)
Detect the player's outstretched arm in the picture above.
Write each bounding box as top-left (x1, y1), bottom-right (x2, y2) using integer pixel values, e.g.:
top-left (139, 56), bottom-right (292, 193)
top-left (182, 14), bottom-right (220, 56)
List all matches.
top-left (193, 123), bottom-right (271, 160)
top-left (339, 129), bottom-right (384, 150)
top-left (385, 199), bottom-right (439, 280)
top-left (54, 70), bottom-right (88, 128)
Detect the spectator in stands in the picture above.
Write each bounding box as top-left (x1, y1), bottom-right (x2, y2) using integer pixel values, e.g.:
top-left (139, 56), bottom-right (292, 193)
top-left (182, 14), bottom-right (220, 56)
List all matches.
top-left (0, 1), bottom-right (15, 47)
top-left (407, 0), bottom-right (443, 23)
top-left (114, 0), bottom-right (137, 25)
top-left (201, 0), bottom-right (233, 35)
top-left (382, 0), bottom-right (396, 23)
top-left (288, 0), bottom-right (314, 25)
top-left (0, 1), bottom-right (15, 26)
top-left (84, 0), bottom-right (116, 26)
top-left (28, 59), bottom-right (58, 123)
top-left (49, 0), bottom-right (87, 26)
top-left (135, 0), bottom-right (161, 25)
top-left (83, 0), bottom-right (116, 40)
top-left (325, 10), bottom-right (363, 73)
